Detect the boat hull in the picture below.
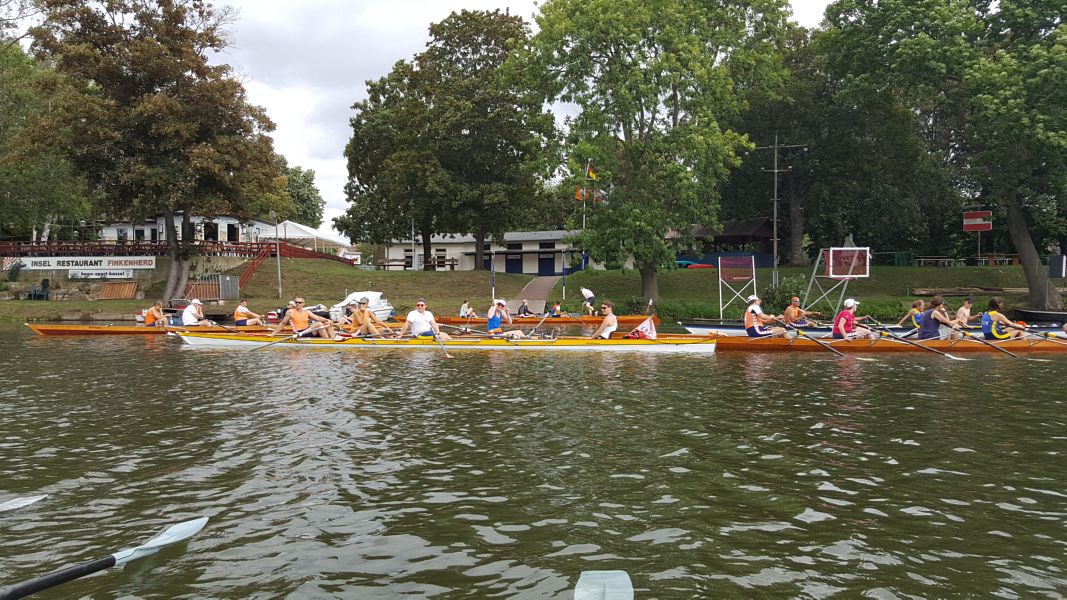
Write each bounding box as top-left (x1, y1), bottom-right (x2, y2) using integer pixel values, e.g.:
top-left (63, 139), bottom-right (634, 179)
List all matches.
top-left (682, 322), bottom-right (1065, 337)
top-left (715, 335), bottom-right (1067, 353)
top-left (1014, 308), bottom-right (1067, 325)
top-left (176, 332), bottom-right (716, 353)
top-left (25, 323), bottom-right (277, 336)
top-left (396, 314), bottom-right (659, 326)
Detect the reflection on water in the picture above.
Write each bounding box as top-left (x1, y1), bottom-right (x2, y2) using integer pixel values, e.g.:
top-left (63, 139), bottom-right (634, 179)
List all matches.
top-left (1, 327), bottom-right (1065, 598)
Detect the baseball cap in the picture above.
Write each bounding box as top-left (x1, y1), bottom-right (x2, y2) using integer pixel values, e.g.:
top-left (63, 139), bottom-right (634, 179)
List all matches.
top-left (746, 294), bottom-right (759, 302)
top-left (191, 298), bottom-right (203, 305)
top-left (844, 298), bottom-right (858, 308)
top-left (965, 296), bottom-right (974, 302)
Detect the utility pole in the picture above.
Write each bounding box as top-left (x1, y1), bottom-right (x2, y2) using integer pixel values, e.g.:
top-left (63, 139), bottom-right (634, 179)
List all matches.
top-left (754, 134), bottom-right (807, 288)
top-left (269, 210), bottom-right (282, 299)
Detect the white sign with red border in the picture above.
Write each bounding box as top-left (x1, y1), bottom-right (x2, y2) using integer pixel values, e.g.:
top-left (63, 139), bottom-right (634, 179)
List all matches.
top-left (963, 210), bottom-right (992, 232)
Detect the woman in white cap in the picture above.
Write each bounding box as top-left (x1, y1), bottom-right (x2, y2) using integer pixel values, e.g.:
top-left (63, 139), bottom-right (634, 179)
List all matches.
top-left (743, 295), bottom-right (785, 337)
top-left (181, 298), bottom-right (211, 326)
top-left (486, 299), bottom-right (527, 338)
top-left (832, 298), bottom-right (873, 339)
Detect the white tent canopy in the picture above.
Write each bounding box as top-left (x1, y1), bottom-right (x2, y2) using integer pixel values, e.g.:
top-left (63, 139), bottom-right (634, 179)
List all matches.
top-left (261, 220), bottom-right (351, 252)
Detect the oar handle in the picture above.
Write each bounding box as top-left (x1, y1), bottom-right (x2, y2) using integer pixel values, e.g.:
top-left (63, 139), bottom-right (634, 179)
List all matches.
top-left (0, 556), bottom-right (115, 600)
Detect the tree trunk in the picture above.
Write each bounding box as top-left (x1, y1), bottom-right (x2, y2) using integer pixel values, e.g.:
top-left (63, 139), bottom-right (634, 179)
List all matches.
top-left (786, 176), bottom-right (808, 265)
top-left (173, 212), bottom-right (195, 298)
top-left (639, 263), bottom-right (659, 303)
top-left (420, 221), bottom-right (434, 271)
top-left (1006, 196), bottom-right (1062, 309)
top-left (162, 208), bottom-right (181, 300)
top-left (473, 229), bottom-right (486, 271)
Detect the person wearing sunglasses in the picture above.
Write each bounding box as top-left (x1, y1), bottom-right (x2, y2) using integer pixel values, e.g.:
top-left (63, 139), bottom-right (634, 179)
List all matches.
top-left (270, 297), bottom-right (335, 338)
top-left (486, 299), bottom-right (527, 339)
top-left (590, 300), bottom-right (618, 339)
top-left (343, 297), bottom-right (392, 337)
top-left (397, 299), bottom-right (451, 340)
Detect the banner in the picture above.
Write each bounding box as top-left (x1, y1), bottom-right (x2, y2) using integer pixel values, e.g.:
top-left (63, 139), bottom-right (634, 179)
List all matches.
top-left (3, 256), bottom-right (156, 270)
top-left (69, 270), bottom-right (134, 279)
top-left (963, 210), bottom-right (992, 232)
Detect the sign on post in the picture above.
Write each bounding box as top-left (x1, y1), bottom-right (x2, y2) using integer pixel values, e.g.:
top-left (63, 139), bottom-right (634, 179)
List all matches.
top-left (963, 210), bottom-right (992, 232)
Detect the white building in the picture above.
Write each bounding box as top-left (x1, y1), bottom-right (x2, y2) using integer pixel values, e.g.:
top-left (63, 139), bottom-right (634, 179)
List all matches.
top-left (384, 230), bottom-right (600, 274)
top-left (98, 215), bottom-right (276, 243)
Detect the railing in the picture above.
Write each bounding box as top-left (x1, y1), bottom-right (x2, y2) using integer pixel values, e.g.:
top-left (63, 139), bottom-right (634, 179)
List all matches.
top-left (0, 240), bottom-right (356, 266)
top-left (239, 245), bottom-right (273, 289)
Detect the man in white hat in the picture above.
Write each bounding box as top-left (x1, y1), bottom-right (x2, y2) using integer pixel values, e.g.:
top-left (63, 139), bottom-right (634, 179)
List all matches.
top-left (487, 298), bottom-right (527, 338)
top-left (744, 294), bottom-right (785, 337)
top-left (832, 298), bottom-right (874, 339)
top-left (181, 298), bottom-right (211, 326)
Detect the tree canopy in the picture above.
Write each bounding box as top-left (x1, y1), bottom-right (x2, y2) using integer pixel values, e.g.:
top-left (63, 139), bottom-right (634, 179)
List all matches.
top-left (276, 155), bottom-right (325, 229)
top-left (515, 0), bottom-right (793, 300)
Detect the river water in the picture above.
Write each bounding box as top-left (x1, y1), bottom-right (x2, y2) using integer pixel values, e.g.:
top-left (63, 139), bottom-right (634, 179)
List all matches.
top-left (1, 325), bottom-right (1065, 598)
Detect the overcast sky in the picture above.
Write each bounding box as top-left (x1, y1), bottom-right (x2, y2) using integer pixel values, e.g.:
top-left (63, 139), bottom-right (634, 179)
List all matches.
top-left (213, 1), bottom-right (833, 238)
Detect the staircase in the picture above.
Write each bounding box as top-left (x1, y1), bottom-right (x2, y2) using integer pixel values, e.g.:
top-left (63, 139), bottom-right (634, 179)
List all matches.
top-left (238, 242), bottom-right (356, 290)
top-left (239, 244), bottom-right (273, 290)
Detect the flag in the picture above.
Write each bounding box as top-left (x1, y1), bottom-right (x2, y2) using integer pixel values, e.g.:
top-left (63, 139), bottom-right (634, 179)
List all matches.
top-left (575, 186), bottom-right (587, 201)
top-left (625, 316), bottom-right (657, 340)
top-left (585, 164), bottom-right (598, 181)
top-left (593, 188), bottom-right (607, 204)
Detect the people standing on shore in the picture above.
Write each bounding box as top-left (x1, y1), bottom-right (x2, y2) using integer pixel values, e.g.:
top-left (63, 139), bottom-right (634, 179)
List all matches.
top-left (270, 297), bottom-right (335, 338)
top-left (233, 299), bottom-right (264, 326)
top-left (181, 299), bottom-right (211, 326)
top-left (397, 299), bottom-right (451, 340)
top-left (590, 300), bottom-right (618, 339)
top-left (580, 287), bottom-right (596, 316)
top-left (144, 300), bottom-right (166, 327)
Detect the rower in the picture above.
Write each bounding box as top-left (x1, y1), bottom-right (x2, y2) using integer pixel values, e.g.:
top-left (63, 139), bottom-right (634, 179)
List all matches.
top-left (916, 295), bottom-right (960, 340)
top-left (517, 299), bottom-right (535, 317)
top-left (233, 298), bottom-right (264, 327)
top-left (181, 299), bottom-right (211, 326)
top-left (897, 299), bottom-right (925, 329)
top-left (459, 299), bottom-right (478, 318)
top-left (832, 298), bottom-right (874, 339)
top-left (397, 298), bottom-right (451, 340)
top-left (270, 297), bottom-right (335, 338)
top-left (980, 296), bottom-right (1026, 340)
top-left (590, 301), bottom-right (618, 339)
top-left (951, 297), bottom-right (979, 328)
top-left (486, 299), bottom-right (526, 338)
top-left (344, 297), bottom-right (392, 337)
top-left (782, 296), bottom-right (821, 327)
top-left (744, 295), bottom-right (785, 337)
top-left (144, 300), bottom-right (166, 328)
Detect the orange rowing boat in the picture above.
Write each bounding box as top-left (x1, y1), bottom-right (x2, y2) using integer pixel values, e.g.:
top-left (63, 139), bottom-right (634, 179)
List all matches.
top-left (715, 335), bottom-right (1067, 353)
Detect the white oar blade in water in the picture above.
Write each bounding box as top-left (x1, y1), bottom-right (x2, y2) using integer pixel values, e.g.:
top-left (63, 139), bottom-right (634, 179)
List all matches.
top-left (113, 516), bottom-right (208, 566)
top-left (0, 495), bottom-right (47, 512)
top-left (574, 570), bottom-right (634, 600)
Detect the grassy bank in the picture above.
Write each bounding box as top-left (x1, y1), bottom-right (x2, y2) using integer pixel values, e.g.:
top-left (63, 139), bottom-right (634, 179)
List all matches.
top-left (2, 258), bottom-right (1052, 322)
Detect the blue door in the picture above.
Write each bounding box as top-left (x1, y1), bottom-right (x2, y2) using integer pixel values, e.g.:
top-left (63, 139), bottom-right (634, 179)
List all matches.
top-left (538, 253), bottom-right (555, 275)
top-left (505, 253), bottom-right (523, 273)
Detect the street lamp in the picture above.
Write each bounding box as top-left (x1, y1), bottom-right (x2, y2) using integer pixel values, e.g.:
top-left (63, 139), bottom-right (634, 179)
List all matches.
top-left (755, 133), bottom-right (807, 288)
top-left (269, 210), bottom-right (282, 299)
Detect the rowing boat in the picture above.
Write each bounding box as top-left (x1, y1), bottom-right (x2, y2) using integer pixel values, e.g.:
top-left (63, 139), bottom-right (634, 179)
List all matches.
top-left (715, 335), bottom-right (1067, 353)
top-left (682, 321), bottom-right (1065, 338)
top-left (396, 314), bottom-right (659, 326)
top-left (24, 323), bottom-right (280, 336)
top-left (175, 331), bottom-right (716, 353)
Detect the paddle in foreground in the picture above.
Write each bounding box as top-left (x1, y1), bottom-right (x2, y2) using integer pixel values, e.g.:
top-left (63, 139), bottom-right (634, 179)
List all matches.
top-left (0, 516), bottom-right (208, 600)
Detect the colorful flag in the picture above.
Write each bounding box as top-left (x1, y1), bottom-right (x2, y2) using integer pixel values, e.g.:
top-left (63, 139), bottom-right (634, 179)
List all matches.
top-left (585, 164), bottom-right (598, 181)
top-left (593, 188), bottom-right (607, 204)
top-left (625, 316), bottom-right (657, 340)
top-left (575, 186), bottom-right (587, 201)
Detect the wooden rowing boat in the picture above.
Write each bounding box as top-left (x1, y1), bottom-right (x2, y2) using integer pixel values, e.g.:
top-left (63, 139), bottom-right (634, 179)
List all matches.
top-left (395, 314), bottom-right (658, 326)
top-left (175, 331), bottom-right (716, 353)
top-left (715, 335), bottom-right (1067, 353)
top-left (682, 321), bottom-right (1065, 338)
top-left (25, 323), bottom-right (280, 336)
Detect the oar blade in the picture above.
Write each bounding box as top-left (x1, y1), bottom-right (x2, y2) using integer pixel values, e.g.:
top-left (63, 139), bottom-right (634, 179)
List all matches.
top-left (574, 570), bottom-right (634, 600)
top-left (113, 517), bottom-right (208, 566)
top-left (0, 495), bottom-right (47, 513)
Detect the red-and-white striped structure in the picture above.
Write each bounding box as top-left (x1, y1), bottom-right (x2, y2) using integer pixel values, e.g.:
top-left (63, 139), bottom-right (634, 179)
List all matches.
top-left (963, 210), bottom-right (993, 232)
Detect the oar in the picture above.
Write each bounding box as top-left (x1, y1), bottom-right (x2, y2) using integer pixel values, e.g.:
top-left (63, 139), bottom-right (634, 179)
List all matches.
top-left (250, 322), bottom-right (328, 351)
top-left (867, 318), bottom-right (969, 361)
top-left (775, 319), bottom-right (845, 357)
top-left (208, 320), bottom-right (242, 334)
top-left (573, 570), bottom-right (633, 600)
top-left (433, 333), bottom-right (453, 359)
top-left (0, 495), bottom-right (47, 513)
top-left (1024, 328), bottom-right (1067, 348)
top-left (959, 330), bottom-right (1022, 358)
top-left (0, 517), bottom-right (208, 600)
top-left (527, 311), bottom-right (553, 337)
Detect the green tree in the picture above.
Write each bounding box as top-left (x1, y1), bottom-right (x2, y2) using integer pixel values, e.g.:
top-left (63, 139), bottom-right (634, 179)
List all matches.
top-left (276, 155), bottom-right (324, 228)
top-left (820, 0), bottom-right (1067, 309)
top-left (30, 0), bottom-right (290, 300)
top-left (337, 10), bottom-right (554, 270)
top-left (517, 0), bottom-right (792, 300)
top-left (0, 41), bottom-right (89, 241)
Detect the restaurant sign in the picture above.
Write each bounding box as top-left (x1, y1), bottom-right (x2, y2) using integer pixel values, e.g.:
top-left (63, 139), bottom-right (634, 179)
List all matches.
top-left (69, 269), bottom-right (134, 279)
top-left (2, 256), bottom-right (156, 270)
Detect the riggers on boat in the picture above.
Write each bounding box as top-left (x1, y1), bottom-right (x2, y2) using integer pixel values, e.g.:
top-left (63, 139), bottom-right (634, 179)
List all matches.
top-left (397, 314), bottom-right (660, 327)
top-left (715, 335), bottom-right (1067, 353)
top-left (175, 331), bottom-right (717, 353)
top-left (24, 323), bottom-right (279, 336)
top-left (681, 321), bottom-right (1065, 338)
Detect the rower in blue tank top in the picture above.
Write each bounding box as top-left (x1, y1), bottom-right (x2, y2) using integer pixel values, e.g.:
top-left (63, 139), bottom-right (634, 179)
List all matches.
top-left (897, 299), bottom-right (925, 329)
top-left (981, 296), bottom-right (1025, 340)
